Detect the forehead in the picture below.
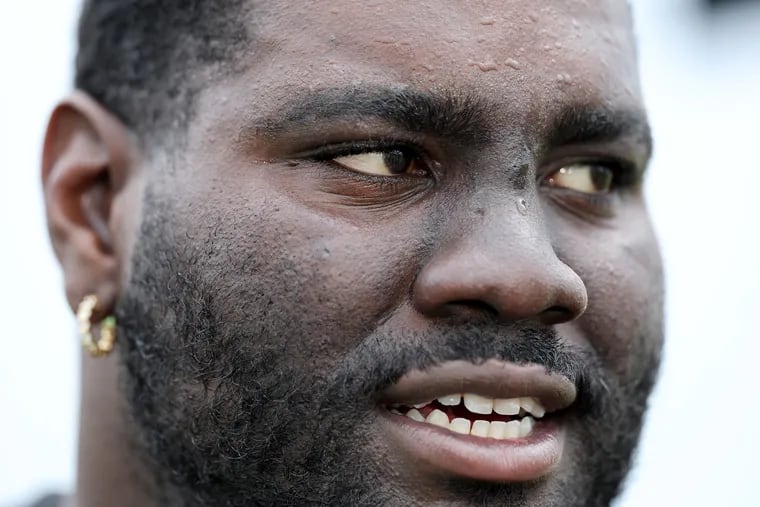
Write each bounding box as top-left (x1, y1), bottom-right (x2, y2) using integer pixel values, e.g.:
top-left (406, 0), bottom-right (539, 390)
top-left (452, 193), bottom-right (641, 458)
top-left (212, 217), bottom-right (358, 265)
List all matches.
top-left (193, 0), bottom-right (642, 146)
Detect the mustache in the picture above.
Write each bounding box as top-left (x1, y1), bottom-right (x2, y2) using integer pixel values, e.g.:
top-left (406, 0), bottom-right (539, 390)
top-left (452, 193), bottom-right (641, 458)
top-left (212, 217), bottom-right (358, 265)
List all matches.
top-left (325, 322), bottom-right (612, 415)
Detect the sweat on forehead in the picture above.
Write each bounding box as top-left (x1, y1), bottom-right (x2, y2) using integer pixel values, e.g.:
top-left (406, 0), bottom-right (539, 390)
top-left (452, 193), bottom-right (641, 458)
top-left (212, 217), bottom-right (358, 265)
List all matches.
top-left (177, 1), bottom-right (644, 161)
top-left (76, 0), bottom-right (640, 148)
top-left (245, 0), bottom-right (639, 83)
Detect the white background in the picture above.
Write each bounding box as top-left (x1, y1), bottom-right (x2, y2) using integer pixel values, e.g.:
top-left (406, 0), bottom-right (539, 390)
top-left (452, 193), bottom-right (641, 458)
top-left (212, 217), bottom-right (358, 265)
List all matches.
top-left (1, 0), bottom-right (759, 505)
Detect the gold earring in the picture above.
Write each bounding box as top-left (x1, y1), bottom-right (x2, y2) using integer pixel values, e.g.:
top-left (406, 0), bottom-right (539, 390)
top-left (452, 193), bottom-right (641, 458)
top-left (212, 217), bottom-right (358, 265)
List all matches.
top-left (77, 294), bottom-right (116, 357)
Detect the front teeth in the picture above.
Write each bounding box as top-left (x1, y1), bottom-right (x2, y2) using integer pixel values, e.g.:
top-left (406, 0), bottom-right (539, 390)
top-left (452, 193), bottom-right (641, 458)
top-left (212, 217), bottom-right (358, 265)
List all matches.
top-left (409, 411), bottom-right (537, 440)
top-left (449, 418), bottom-right (471, 435)
top-left (493, 398), bottom-right (520, 416)
top-left (412, 395), bottom-right (545, 418)
top-left (441, 394), bottom-right (547, 418)
top-left (463, 393), bottom-right (494, 414)
top-left (470, 419), bottom-right (491, 437)
top-left (482, 420), bottom-right (524, 439)
top-left (396, 394), bottom-right (546, 441)
top-left (437, 394), bottom-right (462, 406)
top-left (426, 409), bottom-right (450, 428)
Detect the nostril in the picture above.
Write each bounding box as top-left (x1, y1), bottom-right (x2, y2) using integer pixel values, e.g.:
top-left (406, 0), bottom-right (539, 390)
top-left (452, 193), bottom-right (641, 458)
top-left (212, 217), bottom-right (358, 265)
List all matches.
top-left (538, 306), bottom-right (575, 325)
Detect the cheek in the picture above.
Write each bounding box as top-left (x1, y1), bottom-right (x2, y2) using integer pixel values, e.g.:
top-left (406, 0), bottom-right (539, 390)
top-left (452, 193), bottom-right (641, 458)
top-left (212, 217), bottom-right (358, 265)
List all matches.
top-left (554, 215), bottom-right (664, 378)
top-left (176, 176), bottom-right (430, 368)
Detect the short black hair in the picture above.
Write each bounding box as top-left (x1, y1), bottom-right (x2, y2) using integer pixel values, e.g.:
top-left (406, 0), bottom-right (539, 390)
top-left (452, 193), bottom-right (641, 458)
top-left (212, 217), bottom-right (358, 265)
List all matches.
top-left (75, 0), bottom-right (251, 146)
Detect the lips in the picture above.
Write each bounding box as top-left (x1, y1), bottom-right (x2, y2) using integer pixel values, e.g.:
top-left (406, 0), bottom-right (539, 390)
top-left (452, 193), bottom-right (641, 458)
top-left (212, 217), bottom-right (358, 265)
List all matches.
top-left (377, 359), bottom-right (576, 483)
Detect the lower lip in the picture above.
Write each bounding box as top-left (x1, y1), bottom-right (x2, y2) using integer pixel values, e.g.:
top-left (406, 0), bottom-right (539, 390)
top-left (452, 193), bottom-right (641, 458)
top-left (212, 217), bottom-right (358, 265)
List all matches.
top-left (379, 409), bottom-right (565, 483)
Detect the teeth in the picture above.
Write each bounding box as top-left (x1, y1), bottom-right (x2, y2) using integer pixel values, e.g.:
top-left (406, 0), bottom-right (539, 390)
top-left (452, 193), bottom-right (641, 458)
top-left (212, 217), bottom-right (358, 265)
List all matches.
top-left (402, 408), bottom-right (538, 440)
top-left (504, 420), bottom-right (521, 439)
top-left (426, 409), bottom-right (450, 428)
top-left (437, 394), bottom-right (462, 406)
top-left (463, 393), bottom-right (494, 415)
top-left (470, 420), bottom-right (490, 437)
top-left (488, 421), bottom-right (508, 439)
top-left (520, 397), bottom-right (546, 418)
top-left (397, 393), bottom-right (545, 440)
top-left (519, 416), bottom-right (535, 437)
top-left (449, 418), bottom-right (471, 434)
top-left (406, 408), bottom-right (425, 422)
top-left (397, 395), bottom-right (545, 418)
top-left (493, 398), bottom-right (521, 415)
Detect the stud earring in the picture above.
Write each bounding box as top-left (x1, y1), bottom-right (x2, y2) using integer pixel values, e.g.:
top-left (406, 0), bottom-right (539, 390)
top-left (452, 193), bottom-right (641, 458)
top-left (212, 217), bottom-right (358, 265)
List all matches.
top-left (77, 294), bottom-right (116, 357)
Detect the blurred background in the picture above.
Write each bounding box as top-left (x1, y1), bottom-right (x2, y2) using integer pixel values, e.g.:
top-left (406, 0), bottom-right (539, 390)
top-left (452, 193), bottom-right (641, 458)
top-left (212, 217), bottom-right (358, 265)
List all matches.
top-left (1, 0), bottom-right (758, 505)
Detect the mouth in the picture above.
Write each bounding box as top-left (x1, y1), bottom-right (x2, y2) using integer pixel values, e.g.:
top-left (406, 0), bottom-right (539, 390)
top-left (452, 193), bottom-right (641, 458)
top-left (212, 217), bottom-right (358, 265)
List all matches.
top-left (377, 359), bottom-right (576, 483)
top-left (387, 393), bottom-right (546, 440)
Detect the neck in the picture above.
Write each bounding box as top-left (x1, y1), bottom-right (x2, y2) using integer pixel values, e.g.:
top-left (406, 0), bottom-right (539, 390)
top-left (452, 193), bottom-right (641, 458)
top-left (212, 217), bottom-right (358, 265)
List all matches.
top-left (73, 351), bottom-right (156, 507)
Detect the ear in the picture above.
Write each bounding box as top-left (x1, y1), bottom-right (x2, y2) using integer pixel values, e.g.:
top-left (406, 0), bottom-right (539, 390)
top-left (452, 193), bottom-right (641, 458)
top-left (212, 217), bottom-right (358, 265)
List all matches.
top-left (42, 91), bottom-right (141, 318)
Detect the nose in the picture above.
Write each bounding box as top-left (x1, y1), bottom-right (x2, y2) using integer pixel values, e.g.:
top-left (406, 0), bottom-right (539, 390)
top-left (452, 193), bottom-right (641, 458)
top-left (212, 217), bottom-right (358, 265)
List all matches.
top-left (412, 218), bottom-right (588, 325)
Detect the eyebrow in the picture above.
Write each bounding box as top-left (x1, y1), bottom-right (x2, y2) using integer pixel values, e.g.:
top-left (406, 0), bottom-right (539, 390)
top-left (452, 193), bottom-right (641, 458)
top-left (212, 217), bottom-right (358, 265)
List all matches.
top-left (245, 86), bottom-right (652, 156)
top-left (247, 86), bottom-right (493, 144)
top-left (546, 104), bottom-right (653, 157)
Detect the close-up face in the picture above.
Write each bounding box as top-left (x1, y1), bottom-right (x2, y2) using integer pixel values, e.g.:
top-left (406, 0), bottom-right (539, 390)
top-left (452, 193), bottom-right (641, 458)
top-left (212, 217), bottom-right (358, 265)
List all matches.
top-left (45, 0), bottom-right (665, 506)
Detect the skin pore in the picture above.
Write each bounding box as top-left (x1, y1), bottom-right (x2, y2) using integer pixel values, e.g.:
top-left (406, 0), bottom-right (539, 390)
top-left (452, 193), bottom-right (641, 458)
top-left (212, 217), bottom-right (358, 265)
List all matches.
top-left (42, 1), bottom-right (663, 506)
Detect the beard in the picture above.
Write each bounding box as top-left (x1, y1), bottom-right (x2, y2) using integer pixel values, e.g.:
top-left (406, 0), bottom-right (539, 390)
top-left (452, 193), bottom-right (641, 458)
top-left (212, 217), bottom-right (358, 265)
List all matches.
top-left (115, 194), bottom-right (661, 507)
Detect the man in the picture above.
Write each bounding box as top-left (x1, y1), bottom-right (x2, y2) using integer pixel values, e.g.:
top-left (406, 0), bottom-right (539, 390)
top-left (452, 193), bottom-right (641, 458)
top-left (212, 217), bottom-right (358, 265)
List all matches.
top-left (40, 0), bottom-right (662, 505)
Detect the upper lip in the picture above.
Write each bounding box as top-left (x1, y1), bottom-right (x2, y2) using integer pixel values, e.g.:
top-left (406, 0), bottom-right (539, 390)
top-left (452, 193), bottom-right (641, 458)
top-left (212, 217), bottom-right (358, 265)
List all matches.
top-left (379, 359), bottom-right (577, 414)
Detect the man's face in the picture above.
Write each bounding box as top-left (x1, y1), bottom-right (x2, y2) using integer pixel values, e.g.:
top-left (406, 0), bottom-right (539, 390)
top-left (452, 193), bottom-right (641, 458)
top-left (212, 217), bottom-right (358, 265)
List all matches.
top-left (116, 1), bottom-right (663, 505)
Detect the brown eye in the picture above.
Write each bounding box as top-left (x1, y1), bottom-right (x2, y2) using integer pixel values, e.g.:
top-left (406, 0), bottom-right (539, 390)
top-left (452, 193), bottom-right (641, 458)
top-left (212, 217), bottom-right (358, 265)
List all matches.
top-left (545, 163), bottom-right (615, 194)
top-left (333, 149), bottom-right (421, 176)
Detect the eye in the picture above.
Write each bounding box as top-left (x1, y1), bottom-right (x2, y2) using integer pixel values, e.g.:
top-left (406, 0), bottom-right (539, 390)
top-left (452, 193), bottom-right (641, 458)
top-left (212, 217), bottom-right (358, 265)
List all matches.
top-left (544, 163), bottom-right (615, 194)
top-left (332, 149), bottom-right (424, 177)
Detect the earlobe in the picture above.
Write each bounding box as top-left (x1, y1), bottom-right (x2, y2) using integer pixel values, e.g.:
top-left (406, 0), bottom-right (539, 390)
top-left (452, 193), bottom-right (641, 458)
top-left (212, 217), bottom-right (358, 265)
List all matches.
top-left (41, 91), bottom-right (138, 317)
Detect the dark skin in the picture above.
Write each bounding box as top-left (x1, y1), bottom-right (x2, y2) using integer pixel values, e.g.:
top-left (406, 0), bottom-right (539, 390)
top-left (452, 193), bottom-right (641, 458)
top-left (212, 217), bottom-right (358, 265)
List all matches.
top-left (42, 1), bottom-right (663, 506)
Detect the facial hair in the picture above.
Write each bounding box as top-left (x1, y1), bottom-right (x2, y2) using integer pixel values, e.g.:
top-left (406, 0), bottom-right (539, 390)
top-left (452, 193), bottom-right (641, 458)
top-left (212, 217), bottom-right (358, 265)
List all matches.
top-left (115, 195), bottom-right (660, 507)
